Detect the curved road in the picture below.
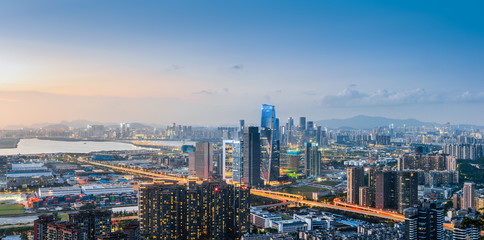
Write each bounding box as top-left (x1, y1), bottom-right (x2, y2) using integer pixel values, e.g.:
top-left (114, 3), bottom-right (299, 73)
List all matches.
top-left (76, 158), bottom-right (457, 230)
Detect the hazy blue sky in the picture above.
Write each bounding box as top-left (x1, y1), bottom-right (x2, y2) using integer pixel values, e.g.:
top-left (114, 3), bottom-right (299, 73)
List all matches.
top-left (1, 0), bottom-right (483, 127)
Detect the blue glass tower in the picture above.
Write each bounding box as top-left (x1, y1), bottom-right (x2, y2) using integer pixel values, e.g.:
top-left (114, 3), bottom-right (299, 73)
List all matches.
top-left (260, 104), bottom-right (280, 182)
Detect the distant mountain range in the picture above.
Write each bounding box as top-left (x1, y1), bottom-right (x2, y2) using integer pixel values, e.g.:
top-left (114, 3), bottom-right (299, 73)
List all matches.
top-left (3, 115), bottom-right (483, 130)
top-left (4, 120), bottom-right (158, 130)
top-left (316, 115), bottom-right (483, 129)
top-left (315, 115), bottom-right (440, 129)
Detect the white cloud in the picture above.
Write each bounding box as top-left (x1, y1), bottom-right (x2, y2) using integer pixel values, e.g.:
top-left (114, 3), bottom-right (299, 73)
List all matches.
top-left (321, 86), bottom-right (484, 107)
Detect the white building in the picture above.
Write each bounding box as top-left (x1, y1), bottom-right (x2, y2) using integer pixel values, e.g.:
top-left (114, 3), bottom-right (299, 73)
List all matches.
top-left (81, 184), bottom-right (135, 195)
top-left (38, 186), bottom-right (82, 197)
top-left (293, 214), bottom-right (331, 230)
top-left (11, 163), bottom-right (48, 171)
top-left (270, 219), bottom-right (308, 233)
top-left (250, 208), bottom-right (282, 229)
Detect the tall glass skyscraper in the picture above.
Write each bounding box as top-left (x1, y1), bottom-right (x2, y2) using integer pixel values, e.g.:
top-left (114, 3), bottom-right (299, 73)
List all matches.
top-left (222, 140), bottom-right (242, 182)
top-left (260, 104), bottom-right (280, 182)
top-left (242, 126), bottom-right (262, 186)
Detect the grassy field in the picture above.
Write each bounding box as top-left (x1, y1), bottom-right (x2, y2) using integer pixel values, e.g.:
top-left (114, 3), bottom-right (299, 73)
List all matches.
top-left (59, 214), bottom-right (69, 221)
top-left (0, 204), bottom-right (24, 216)
top-left (276, 186), bottom-right (322, 199)
top-left (315, 181), bottom-right (340, 186)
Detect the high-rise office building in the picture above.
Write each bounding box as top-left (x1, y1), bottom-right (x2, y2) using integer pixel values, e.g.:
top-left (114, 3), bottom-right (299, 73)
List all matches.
top-left (404, 201), bottom-right (443, 240)
top-left (242, 127), bottom-right (262, 186)
top-left (222, 140), bottom-right (242, 182)
top-left (397, 171), bottom-right (419, 213)
top-left (463, 182), bottom-right (476, 209)
top-left (347, 167), bottom-right (365, 205)
top-left (139, 180), bottom-right (250, 240)
top-left (286, 117), bottom-right (295, 145)
top-left (190, 142), bottom-right (213, 180)
top-left (260, 104), bottom-right (280, 182)
top-left (239, 120), bottom-right (245, 139)
top-left (288, 117), bottom-right (294, 131)
top-left (307, 121), bottom-right (314, 130)
top-left (304, 142), bottom-right (321, 177)
top-left (316, 126), bottom-right (322, 146)
top-left (286, 150), bottom-right (301, 173)
top-left (274, 118), bottom-right (280, 142)
top-left (299, 117), bottom-right (306, 131)
top-left (375, 171), bottom-right (397, 210)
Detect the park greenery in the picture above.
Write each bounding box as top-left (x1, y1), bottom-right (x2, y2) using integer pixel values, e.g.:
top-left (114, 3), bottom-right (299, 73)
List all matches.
top-left (0, 204), bottom-right (24, 216)
top-left (458, 157), bottom-right (484, 185)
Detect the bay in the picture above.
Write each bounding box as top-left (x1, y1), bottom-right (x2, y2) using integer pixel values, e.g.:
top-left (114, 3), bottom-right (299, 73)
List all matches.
top-left (0, 139), bottom-right (192, 156)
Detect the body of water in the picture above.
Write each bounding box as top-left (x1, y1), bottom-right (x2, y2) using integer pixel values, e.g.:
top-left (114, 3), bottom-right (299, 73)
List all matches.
top-left (0, 215), bottom-right (38, 225)
top-left (137, 140), bottom-right (196, 147)
top-left (0, 139), bottom-right (190, 156)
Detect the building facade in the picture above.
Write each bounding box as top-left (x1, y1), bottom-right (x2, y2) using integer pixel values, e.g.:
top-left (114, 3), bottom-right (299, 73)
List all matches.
top-left (304, 142), bottom-right (321, 177)
top-left (347, 167), bottom-right (365, 205)
top-left (404, 201), bottom-right (443, 240)
top-left (139, 180), bottom-right (250, 240)
top-left (397, 171), bottom-right (419, 213)
top-left (222, 140), bottom-right (242, 182)
top-left (260, 104), bottom-right (280, 183)
top-left (463, 182), bottom-right (476, 209)
top-left (242, 127), bottom-right (262, 186)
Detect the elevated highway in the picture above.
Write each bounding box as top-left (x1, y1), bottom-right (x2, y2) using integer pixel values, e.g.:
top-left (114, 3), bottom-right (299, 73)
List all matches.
top-left (75, 158), bottom-right (457, 230)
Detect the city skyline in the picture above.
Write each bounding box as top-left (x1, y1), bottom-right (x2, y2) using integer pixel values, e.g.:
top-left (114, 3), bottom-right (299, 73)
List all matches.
top-left (1, 1), bottom-right (483, 127)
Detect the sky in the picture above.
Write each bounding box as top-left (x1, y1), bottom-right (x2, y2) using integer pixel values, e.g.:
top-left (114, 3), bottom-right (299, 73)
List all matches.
top-left (0, 0), bottom-right (483, 127)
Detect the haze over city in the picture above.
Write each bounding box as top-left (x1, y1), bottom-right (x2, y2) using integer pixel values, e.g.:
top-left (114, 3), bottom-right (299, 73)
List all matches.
top-left (1, 0), bottom-right (483, 127)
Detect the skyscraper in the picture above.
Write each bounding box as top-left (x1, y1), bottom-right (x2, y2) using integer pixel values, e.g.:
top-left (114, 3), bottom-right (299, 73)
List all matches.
top-left (299, 117), bottom-right (306, 131)
top-left (190, 142), bottom-right (213, 180)
top-left (260, 104), bottom-right (280, 182)
top-left (239, 120), bottom-right (245, 139)
top-left (242, 127), bottom-right (262, 186)
top-left (68, 210), bottom-right (112, 240)
top-left (34, 215), bottom-right (56, 240)
top-left (404, 201), bottom-right (444, 240)
top-left (366, 167), bottom-right (377, 208)
top-left (375, 171), bottom-right (397, 210)
top-left (304, 142), bottom-right (321, 177)
top-left (222, 140), bottom-right (242, 182)
top-left (316, 126), bottom-right (322, 146)
top-left (307, 121), bottom-right (314, 130)
top-left (288, 117), bottom-right (294, 131)
top-left (359, 186), bottom-right (372, 207)
top-left (139, 180), bottom-right (250, 240)
top-left (463, 181), bottom-right (476, 209)
top-left (286, 150), bottom-right (301, 173)
top-left (347, 167), bottom-right (365, 205)
top-left (398, 171), bottom-right (419, 213)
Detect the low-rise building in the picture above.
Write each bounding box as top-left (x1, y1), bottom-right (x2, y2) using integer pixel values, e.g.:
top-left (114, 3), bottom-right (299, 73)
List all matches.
top-left (81, 184), bottom-right (135, 195)
top-left (293, 214), bottom-right (331, 230)
top-left (250, 208), bottom-right (282, 229)
top-left (38, 186), bottom-right (82, 198)
top-left (271, 220), bottom-right (308, 233)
